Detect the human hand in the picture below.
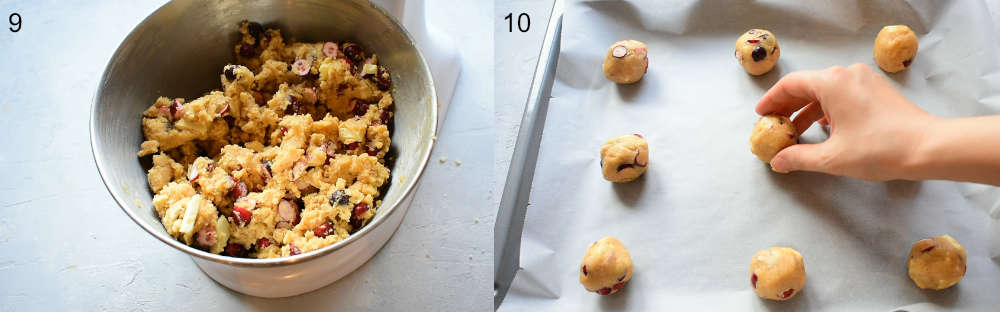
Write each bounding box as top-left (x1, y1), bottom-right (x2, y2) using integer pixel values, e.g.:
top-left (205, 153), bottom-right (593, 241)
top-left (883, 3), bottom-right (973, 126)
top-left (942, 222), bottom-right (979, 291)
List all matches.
top-left (755, 63), bottom-right (938, 181)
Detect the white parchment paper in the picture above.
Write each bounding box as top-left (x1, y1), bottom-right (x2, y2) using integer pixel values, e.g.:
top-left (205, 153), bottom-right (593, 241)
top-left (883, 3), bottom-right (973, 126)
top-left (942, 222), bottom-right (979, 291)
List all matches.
top-left (502, 0), bottom-right (1000, 310)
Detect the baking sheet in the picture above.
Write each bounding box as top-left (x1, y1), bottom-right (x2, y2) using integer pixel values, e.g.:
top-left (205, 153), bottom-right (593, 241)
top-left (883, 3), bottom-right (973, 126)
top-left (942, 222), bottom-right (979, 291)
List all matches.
top-left (501, 0), bottom-right (1000, 310)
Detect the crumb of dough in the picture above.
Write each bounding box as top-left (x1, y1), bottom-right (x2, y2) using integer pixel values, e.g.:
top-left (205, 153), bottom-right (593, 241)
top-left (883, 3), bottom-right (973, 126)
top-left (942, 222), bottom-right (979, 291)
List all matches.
top-left (439, 157), bottom-right (448, 163)
top-left (474, 218), bottom-right (479, 224)
top-left (431, 135), bottom-right (437, 141)
top-left (454, 160), bottom-right (462, 166)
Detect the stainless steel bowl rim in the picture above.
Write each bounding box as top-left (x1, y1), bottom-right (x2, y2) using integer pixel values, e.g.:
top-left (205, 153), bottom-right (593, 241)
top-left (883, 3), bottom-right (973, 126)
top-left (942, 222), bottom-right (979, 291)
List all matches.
top-left (90, 0), bottom-right (437, 268)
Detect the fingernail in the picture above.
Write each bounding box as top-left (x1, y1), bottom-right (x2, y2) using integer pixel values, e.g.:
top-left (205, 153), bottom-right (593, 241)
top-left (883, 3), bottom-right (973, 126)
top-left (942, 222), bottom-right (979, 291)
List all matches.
top-left (770, 157), bottom-right (790, 174)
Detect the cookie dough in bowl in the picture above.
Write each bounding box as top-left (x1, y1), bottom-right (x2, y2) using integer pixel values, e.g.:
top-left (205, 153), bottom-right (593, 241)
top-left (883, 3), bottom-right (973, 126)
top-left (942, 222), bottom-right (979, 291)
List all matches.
top-left (907, 235), bottom-right (966, 290)
top-left (874, 25), bottom-right (918, 73)
top-left (750, 115), bottom-right (797, 168)
top-left (91, 0), bottom-right (437, 298)
top-left (580, 237), bottom-right (634, 295)
top-left (602, 40), bottom-right (649, 84)
top-left (750, 247), bottom-right (806, 301)
top-left (600, 134), bottom-right (649, 183)
top-left (735, 29), bottom-right (780, 76)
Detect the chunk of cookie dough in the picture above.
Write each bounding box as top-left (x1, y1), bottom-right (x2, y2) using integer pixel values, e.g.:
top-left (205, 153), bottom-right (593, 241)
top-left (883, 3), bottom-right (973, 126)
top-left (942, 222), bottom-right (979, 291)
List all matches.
top-left (602, 40), bottom-right (649, 84)
top-left (600, 134), bottom-right (649, 183)
top-left (907, 235), bottom-right (966, 290)
top-left (750, 115), bottom-right (797, 168)
top-left (735, 29), bottom-right (780, 76)
top-left (874, 25), bottom-right (918, 73)
top-left (750, 247), bottom-right (806, 301)
top-left (579, 237), bottom-right (633, 295)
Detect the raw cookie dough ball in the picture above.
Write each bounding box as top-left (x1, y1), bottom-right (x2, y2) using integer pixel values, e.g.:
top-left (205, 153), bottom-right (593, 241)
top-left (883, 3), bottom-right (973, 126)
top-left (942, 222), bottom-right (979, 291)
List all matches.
top-left (750, 115), bottom-right (797, 166)
top-left (600, 134), bottom-right (650, 183)
top-left (580, 237), bottom-right (634, 295)
top-left (907, 235), bottom-right (966, 290)
top-left (735, 29), bottom-right (780, 75)
top-left (873, 25), bottom-right (918, 73)
top-left (749, 247), bottom-right (806, 301)
top-left (603, 40), bottom-right (649, 84)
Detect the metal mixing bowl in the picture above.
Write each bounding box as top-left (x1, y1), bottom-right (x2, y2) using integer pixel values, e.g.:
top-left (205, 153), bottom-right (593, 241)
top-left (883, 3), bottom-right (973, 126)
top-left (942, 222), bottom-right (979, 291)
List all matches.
top-left (90, 0), bottom-right (436, 298)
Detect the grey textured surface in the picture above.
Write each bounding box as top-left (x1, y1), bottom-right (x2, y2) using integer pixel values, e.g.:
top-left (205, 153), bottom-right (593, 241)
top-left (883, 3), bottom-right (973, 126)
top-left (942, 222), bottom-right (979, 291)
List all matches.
top-left (0, 0), bottom-right (490, 310)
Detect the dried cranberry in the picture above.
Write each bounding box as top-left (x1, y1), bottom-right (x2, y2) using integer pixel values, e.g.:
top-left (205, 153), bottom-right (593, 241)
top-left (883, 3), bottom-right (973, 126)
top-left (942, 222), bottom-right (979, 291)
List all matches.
top-left (780, 288), bottom-right (795, 299)
top-left (314, 222), bottom-right (334, 238)
top-left (170, 99), bottom-right (183, 120)
top-left (903, 58), bottom-right (913, 67)
top-left (322, 42), bottom-right (339, 58)
top-left (351, 202), bottom-right (370, 228)
top-left (922, 245), bottom-right (935, 253)
top-left (230, 181), bottom-right (248, 199)
top-left (224, 243), bottom-right (245, 257)
top-left (218, 102), bottom-right (230, 117)
top-left (611, 45), bottom-right (627, 58)
top-left (751, 273), bottom-right (758, 288)
top-left (746, 39), bottom-right (760, 44)
top-left (366, 147), bottom-right (378, 156)
top-left (330, 190), bottom-right (350, 206)
top-left (195, 227), bottom-right (217, 248)
top-left (289, 244), bottom-right (302, 256)
top-left (224, 65), bottom-right (237, 81)
top-left (751, 46), bottom-right (767, 62)
top-left (353, 100), bottom-right (370, 117)
top-left (247, 22), bottom-right (264, 41)
top-left (239, 43), bottom-right (255, 58)
top-left (616, 163), bottom-right (634, 171)
top-left (618, 274), bottom-right (626, 281)
top-left (597, 287), bottom-right (612, 295)
top-left (375, 66), bottom-right (391, 91)
top-left (612, 282), bottom-right (625, 290)
top-left (292, 59), bottom-right (311, 76)
top-left (633, 133), bottom-right (643, 138)
top-left (345, 142), bottom-right (360, 150)
top-left (342, 43), bottom-right (363, 62)
top-left (379, 110), bottom-right (391, 125)
top-left (581, 265), bottom-right (588, 275)
top-left (233, 206), bottom-right (253, 226)
top-left (256, 237), bottom-right (272, 248)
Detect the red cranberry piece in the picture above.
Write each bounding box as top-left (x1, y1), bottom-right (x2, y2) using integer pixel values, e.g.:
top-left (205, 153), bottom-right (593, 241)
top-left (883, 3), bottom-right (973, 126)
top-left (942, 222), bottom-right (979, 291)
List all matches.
top-left (633, 133), bottom-right (643, 138)
top-left (224, 243), bottom-right (245, 257)
top-left (616, 163), bottom-right (635, 172)
top-left (195, 227), bottom-right (217, 248)
top-left (322, 42), bottom-right (339, 58)
top-left (256, 237), bottom-right (272, 249)
top-left (618, 274), bottom-right (626, 282)
top-left (292, 59), bottom-right (311, 76)
top-left (218, 102), bottom-right (230, 117)
top-left (746, 39), bottom-right (760, 44)
top-left (158, 105), bottom-right (172, 120)
top-left (374, 66), bottom-right (391, 91)
top-left (903, 58), bottom-right (913, 67)
top-left (187, 165), bottom-right (200, 183)
top-left (597, 287), bottom-right (612, 295)
top-left (246, 21), bottom-right (264, 41)
top-left (351, 202), bottom-right (370, 228)
top-left (277, 199), bottom-right (300, 225)
top-left (170, 99), bottom-right (184, 120)
top-left (342, 43), bottom-right (363, 62)
top-left (644, 56), bottom-right (649, 73)
top-left (230, 181), bottom-right (248, 199)
top-left (223, 65), bottom-right (237, 81)
top-left (279, 127), bottom-right (287, 135)
top-left (379, 110), bottom-right (391, 125)
top-left (581, 265), bottom-right (588, 275)
top-left (751, 273), bottom-right (758, 288)
top-left (611, 45), bottom-right (627, 58)
top-left (751, 46), bottom-right (767, 62)
top-left (323, 141), bottom-right (337, 157)
top-left (233, 206), bottom-right (253, 226)
top-left (780, 288), bottom-right (795, 299)
top-left (612, 282), bottom-right (625, 290)
top-left (921, 245), bottom-right (935, 253)
top-left (345, 142), bottom-right (360, 150)
top-left (285, 95), bottom-right (301, 115)
top-left (366, 147), bottom-right (378, 156)
top-left (329, 189), bottom-right (350, 206)
top-left (314, 221), bottom-right (334, 238)
top-left (239, 43), bottom-right (255, 58)
top-left (289, 244), bottom-right (302, 255)
top-left (353, 100), bottom-right (370, 116)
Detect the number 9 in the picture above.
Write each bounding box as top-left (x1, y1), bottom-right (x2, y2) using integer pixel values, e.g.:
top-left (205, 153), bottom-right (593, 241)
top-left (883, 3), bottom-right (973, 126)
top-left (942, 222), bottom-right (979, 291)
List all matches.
top-left (9, 13), bottom-right (20, 33)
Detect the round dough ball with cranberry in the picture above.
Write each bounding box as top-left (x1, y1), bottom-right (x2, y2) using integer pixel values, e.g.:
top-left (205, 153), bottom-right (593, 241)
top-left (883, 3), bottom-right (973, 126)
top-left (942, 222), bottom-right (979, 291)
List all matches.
top-left (602, 40), bottom-right (649, 84)
top-left (750, 115), bottom-right (797, 168)
top-left (907, 235), bottom-right (966, 290)
top-left (600, 134), bottom-right (649, 183)
top-left (749, 247), bottom-right (806, 301)
top-left (735, 29), bottom-right (780, 75)
top-left (874, 25), bottom-right (918, 73)
top-left (579, 237), bottom-right (634, 295)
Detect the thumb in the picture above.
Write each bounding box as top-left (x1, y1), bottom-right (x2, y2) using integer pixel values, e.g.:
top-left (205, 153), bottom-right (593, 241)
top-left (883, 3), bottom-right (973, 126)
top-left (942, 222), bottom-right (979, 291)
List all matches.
top-left (769, 143), bottom-right (832, 174)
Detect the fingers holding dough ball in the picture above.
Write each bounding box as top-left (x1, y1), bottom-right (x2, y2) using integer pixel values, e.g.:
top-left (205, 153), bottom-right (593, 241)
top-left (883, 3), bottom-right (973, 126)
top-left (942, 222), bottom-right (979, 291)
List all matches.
top-left (907, 235), bottom-right (966, 290)
top-left (750, 247), bottom-right (806, 301)
top-left (735, 29), bottom-right (780, 76)
top-left (580, 237), bottom-right (634, 295)
top-left (750, 115), bottom-right (798, 167)
top-left (600, 134), bottom-right (650, 183)
top-left (603, 40), bottom-right (649, 84)
top-left (874, 25), bottom-right (918, 73)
